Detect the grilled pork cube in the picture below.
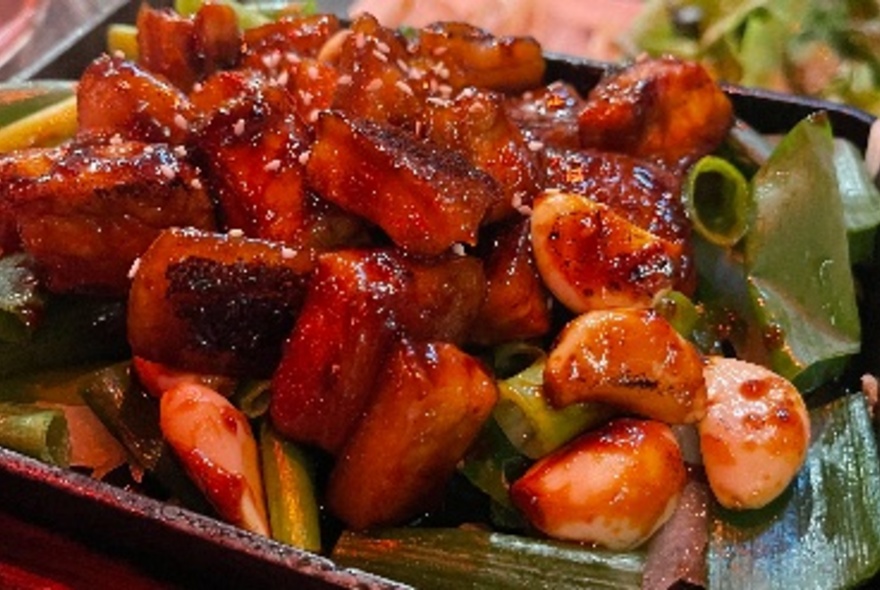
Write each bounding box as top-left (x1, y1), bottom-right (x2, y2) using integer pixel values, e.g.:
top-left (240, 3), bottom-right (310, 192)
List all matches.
top-left (414, 21), bottom-right (545, 94)
top-left (472, 219), bottom-right (551, 345)
top-left (530, 190), bottom-right (682, 313)
top-left (390, 252), bottom-right (486, 345)
top-left (190, 81), bottom-right (312, 246)
top-left (578, 56), bottom-right (733, 170)
top-left (505, 81), bottom-right (586, 150)
top-left (0, 141), bottom-right (215, 295)
top-left (331, 13), bottom-right (426, 128)
top-left (307, 111), bottom-right (499, 255)
top-left (269, 247), bottom-right (487, 453)
top-left (543, 148), bottom-right (694, 292)
top-left (242, 13), bottom-right (341, 64)
top-left (77, 55), bottom-right (193, 144)
top-left (270, 250), bottom-right (403, 454)
top-left (136, 4), bottom-right (241, 92)
top-left (423, 87), bottom-right (542, 221)
top-left (327, 338), bottom-right (498, 530)
top-left (128, 228), bottom-right (314, 378)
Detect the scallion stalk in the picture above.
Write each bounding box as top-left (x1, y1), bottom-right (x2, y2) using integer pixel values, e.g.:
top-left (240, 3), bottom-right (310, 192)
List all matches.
top-left (0, 402), bottom-right (70, 466)
top-left (685, 155), bottom-right (752, 247)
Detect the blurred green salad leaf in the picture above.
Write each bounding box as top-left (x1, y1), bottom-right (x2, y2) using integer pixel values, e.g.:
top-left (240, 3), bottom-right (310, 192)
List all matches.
top-left (627, 0), bottom-right (880, 114)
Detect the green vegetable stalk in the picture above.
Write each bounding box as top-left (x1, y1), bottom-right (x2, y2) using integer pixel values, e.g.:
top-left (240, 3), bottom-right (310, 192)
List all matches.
top-left (685, 155), bottom-right (752, 247)
top-left (0, 402), bottom-right (70, 467)
top-left (259, 422), bottom-right (322, 552)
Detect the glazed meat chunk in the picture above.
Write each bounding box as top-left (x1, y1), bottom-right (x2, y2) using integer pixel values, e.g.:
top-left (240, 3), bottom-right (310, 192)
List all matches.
top-left (0, 140), bottom-right (216, 295)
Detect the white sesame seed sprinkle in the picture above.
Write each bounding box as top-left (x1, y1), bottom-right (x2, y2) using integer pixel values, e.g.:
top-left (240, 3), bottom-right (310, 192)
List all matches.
top-left (109, 133), bottom-right (123, 146)
top-left (308, 109), bottom-right (320, 123)
top-left (432, 46), bottom-right (448, 56)
top-left (307, 65), bottom-right (319, 80)
top-left (275, 70), bottom-right (289, 86)
top-left (113, 50), bottom-right (125, 60)
top-left (338, 74), bottom-right (353, 85)
top-left (451, 243), bottom-right (465, 256)
top-left (192, 82), bottom-right (204, 93)
top-left (128, 257), bottom-right (141, 279)
top-left (298, 150), bottom-right (311, 166)
top-left (264, 159), bottom-right (282, 172)
top-left (300, 90), bottom-right (313, 107)
top-left (228, 228), bottom-right (245, 238)
top-left (190, 178), bottom-right (203, 190)
top-left (285, 52), bottom-right (300, 64)
top-left (281, 246), bottom-right (297, 259)
top-left (365, 78), bottom-right (383, 92)
top-left (527, 140), bottom-right (544, 152)
top-left (376, 41), bottom-right (391, 54)
top-left (372, 49), bottom-right (388, 62)
top-left (355, 33), bottom-right (366, 49)
top-left (173, 113), bottom-right (189, 131)
top-left (159, 164), bottom-right (176, 180)
top-left (395, 80), bottom-right (414, 96)
top-left (173, 145), bottom-right (188, 158)
top-left (233, 118), bottom-right (246, 136)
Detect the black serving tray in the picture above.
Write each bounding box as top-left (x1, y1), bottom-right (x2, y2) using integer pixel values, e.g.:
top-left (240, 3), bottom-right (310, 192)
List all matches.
top-left (1, 3), bottom-right (879, 588)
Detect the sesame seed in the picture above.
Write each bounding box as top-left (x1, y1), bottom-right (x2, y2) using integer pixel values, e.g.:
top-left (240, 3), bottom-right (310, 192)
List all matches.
top-left (426, 96), bottom-right (448, 107)
top-left (190, 178), bottom-right (203, 190)
top-left (173, 145), bottom-right (188, 158)
top-left (467, 102), bottom-right (485, 114)
top-left (338, 74), bottom-right (353, 85)
top-left (395, 80), bottom-right (414, 96)
top-left (396, 58), bottom-right (409, 72)
top-left (280, 246), bottom-right (297, 259)
top-left (109, 133), bottom-right (123, 146)
top-left (264, 159), bottom-right (282, 172)
top-left (262, 50), bottom-right (282, 70)
top-left (451, 243), bottom-right (465, 256)
top-left (438, 84), bottom-right (453, 97)
top-left (308, 109), bottom-right (320, 123)
top-left (233, 118), bottom-right (246, 136)
top-left (376, 41), bottom-right (391, 54)
top-left (173, 113), bottom-right (189, 131)
top-left (372, 49), bottom-right (388, 62)
top-left (275, 70), bottom-right (289, 86)
top-left (307, 65), bottom-right (319, 80)
top-left (228, 228), bottom-right (245, 238)
top-left (527, 140), bottom-right (544, 152)
top-left (365, 78), bottom-right (383, 92)
top-left (113, 50), bottom-right (125, 60)
top-left (300, 90), bottom-right (313, 106)
top-left (144, 145), bottom-right (155, 154)
top-left (458, 87), bottom-right (477, 100)
top-left (355, 33), bottom-right (366, 50)
top-left (285, 52), bottom-right (300, 64)
top-left (407, 67), bottom-right (424, 81)
top-left (192, 82), bottom-right (204, 93)
top-left (159, 164), bottom-right (176, 180)
top-left (127, 257), bottom-right (141, 279)
top-left (298, 150), bottom-right (311, 166)
top-left (432, 46), bottom-right (448, 56)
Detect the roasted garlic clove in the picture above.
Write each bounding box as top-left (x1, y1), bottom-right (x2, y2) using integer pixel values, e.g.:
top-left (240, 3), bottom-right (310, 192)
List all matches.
top-left (511, 418), bottom-right (686, 550)
top-left (530, 190), bottom-right (682, 314)
top-left (699, 356), bottom-right (810, 510)
top-left (544, 308), bottom-right (707, 424)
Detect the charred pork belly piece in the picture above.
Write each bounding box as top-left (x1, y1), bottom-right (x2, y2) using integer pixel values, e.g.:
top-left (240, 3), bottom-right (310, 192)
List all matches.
top-left (270, 248), bottom-right (486, 454)
top-left (77, 55), bottom-right (193, 144)
top-left (472, 218), bottom-right (552, 345)
top-left (331, 13), bottom-right (427, 128)
top-left (413, 21), bottom-right (545, 94)
top-left (326, 338), bottom-right (498, 530)
top-left (128, 228), bottom-right (314, 378)
top-left (543, 148), bottom-right (694, 292)
top-left (136, 4), bottom-right (241, 92)
top-left (423, 87), bottom-right (542, 221)
top-left (306, 111), bottom-right (500, 256)
top-left (0, 141), bottom-right (215, 295)
top-left (505, 81), bottom-right (586, 150)
top-left (242, 13), bottom-right (340, 66)
top-left (578, 56), bottom-right (733, 170)
top-left (189, 80), bottom-right (312, 245)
